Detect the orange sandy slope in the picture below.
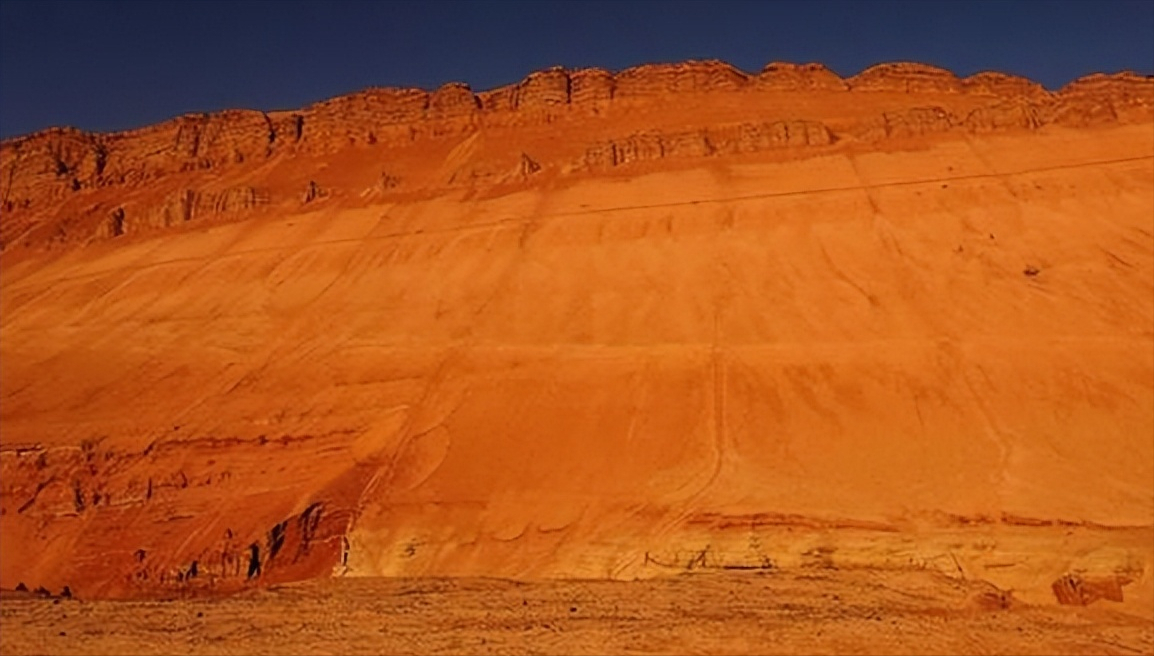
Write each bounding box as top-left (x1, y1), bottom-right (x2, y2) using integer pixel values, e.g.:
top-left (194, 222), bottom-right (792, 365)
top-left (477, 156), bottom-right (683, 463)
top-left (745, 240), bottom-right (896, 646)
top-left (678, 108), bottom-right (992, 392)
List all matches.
top-left (0, 61), bottom-right (1151, 611)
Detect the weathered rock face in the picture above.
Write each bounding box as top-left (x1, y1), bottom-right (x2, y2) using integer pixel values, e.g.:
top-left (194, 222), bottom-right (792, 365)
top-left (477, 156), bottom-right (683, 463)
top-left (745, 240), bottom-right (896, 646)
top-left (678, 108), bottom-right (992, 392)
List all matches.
top-left (962, 72), bottom-right (1050, 100)
top-left (615, 60), bottom-right (749, 99)
top-left (99, 111), bottom-right (275, 181)
top-left (0, 128), bottom-right (101, 213)
top-left (1, 59), bottom-right (1152, 253)
top-left (569, 68), bottom-right (615, 113)
top-left (170, 110), bottom-right (277, 167)
top-left (1051, 573), bottom-right (1129, 606)
top-left (853, 106), bottom-right (956, 140)
top-left (515, 67), bottom-right (571, 111)
top-left (578, 119), bottom-right (834, 171)
top-left (427, 82), bottom-right (480, 120)
top-left (300, 89), bottom-right (426, 151)
top-left (0, 437), bottom-right (363, 597)
top-left (1050, 72), bottom-right (1154, 126)
top-left (849, 62), bottom-right (963, 93)
top-left (0, 113), bottom-right (275, 217)
top-left (477, 85), bottom-right (516, 114)
top-left (473, 67), bottom-right (574, 126)
top-left (1058, 71), bottom-right (1154, 100)
top-left (962, 99), bottom-right (1044, 132)
top-left (758, 62), bottom-right (847, 91)
top-left (88, 187), bottom-right (269, 239)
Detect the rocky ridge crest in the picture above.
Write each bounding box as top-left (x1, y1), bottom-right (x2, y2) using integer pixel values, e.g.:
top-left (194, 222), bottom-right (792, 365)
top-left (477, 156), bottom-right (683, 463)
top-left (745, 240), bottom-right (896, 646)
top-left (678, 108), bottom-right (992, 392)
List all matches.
top-left (1, 60), bottom-right (1151, 252)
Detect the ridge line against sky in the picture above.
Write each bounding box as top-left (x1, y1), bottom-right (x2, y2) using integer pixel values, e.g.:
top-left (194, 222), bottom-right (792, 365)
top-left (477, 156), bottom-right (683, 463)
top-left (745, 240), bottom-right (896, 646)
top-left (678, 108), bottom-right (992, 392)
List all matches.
top-left (1, 0), bottom-right (1152, 139)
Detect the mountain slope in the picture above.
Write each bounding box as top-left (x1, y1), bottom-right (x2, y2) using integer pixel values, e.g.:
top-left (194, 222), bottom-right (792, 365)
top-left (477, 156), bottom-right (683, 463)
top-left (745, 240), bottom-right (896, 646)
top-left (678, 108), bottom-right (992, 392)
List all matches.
top-left (1, 61), bottom-right (1151, 611)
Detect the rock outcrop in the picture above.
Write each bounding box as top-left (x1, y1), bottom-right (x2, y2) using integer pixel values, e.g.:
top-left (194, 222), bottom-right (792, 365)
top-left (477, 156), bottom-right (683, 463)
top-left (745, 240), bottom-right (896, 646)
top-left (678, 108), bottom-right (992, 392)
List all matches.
top-left (853, 106), bottom-right (956, 141)
top-left (1050, 71), bottom-right (1154, 126)
top-left (0, 437), bottom-right (358, 597)
top-left (569, 67), bottom-right (615, 113)
top-left (962, 99), bottom-right (1044, 132)
top-left (2, 60), bottom-right (1152, 253)
top-left (578, 119), bottom-right (834, 171)
top-left (614, 60), bottom-right (749, 99)
top-left (91, 187), bottom-right (268, 239)
top-left (848, 62), bottom-right (963, 93)
top-left (758, 62), bottom-right (847, 91)
top-left (515, 67), bottom-right (571, 112)
top-left (427, 82), bottom-right (480, 120)
top-left (1051, 573), bottom-right (1128, 606)
top-left (961, 71), bottom-right (1050, 100)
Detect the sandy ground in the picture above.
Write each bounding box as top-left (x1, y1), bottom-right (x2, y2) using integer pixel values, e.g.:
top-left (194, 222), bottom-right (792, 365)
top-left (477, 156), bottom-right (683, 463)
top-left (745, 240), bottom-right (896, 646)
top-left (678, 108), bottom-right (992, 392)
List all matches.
top-left (3, 570), bottom-right (1153, 656)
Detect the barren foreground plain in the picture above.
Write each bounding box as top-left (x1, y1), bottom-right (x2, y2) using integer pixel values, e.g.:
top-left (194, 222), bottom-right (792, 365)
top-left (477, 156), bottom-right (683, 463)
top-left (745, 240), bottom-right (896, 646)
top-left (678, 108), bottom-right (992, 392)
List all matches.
top-left (1, 60), bottom-right (1152, 654)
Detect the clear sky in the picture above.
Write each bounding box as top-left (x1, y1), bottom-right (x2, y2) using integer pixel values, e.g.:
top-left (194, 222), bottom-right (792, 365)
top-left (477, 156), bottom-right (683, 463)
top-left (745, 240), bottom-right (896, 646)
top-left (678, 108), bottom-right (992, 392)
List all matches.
top-left (1, 0), bottom-right (1151, 139)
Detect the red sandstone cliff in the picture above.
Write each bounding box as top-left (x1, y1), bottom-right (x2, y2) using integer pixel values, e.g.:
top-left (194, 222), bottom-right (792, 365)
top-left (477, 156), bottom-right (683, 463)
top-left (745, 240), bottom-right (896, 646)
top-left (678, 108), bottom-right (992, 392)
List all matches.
top-left (1, 60), bottom-right (1152, 606)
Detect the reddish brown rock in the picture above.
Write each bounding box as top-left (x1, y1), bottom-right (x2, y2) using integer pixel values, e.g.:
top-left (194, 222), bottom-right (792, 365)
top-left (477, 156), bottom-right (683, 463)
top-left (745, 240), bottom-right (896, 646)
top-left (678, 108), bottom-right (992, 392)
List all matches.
top-left (1051, 574), bottom-right (1127, 606)
top-left (427, 82), bottom-right (479, 120)
top-left (1051, 71), bottom-right (1154, 126)
top-left (171, 110), bottom-right (274, 166)
top-left (849, 62), bottom-right (963, 93)
top-left (0, 440), bottom-right (359, 598)
top-left (478, 84), bottom-right (517, 114)
top-left (99, 186), bottom-right (267, 238)
top-left (758, 62), bottom-right (847, 91)
top-left (615, 60), bottom-right (748, 99)
top-left (963, 100), bottom-right (1043, 132)
top-left (569, 67), bottom-right (615, 112)
top-left (514, 66), bottom-right (571, 111)
top-left (579, 119), bottom-right (833, 171)
top-left (661, 130), bottom-right (713, 159)
top-left (962, 71), bottom-right (1050, 100)
top-left (299, 89), bottom-right (430, 151)
top-left (0, 128), bottom-right (101, 211)
top-left (1058, 71), bottom-right (1154, 101)
top-left (883, 106), bottom-right (955, 137)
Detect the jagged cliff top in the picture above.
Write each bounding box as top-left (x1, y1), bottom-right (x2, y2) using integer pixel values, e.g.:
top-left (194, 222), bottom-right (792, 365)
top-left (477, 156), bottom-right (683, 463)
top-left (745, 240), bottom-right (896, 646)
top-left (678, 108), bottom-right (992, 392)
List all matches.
top-left (2, 59), bottom-right (1149, 144)
top-left (0, 59), bottom-right (1151, 257)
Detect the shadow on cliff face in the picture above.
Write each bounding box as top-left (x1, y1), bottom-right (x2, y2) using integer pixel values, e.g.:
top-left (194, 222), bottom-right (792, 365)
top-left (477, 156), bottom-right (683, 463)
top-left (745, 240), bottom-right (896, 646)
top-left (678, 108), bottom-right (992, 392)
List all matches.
top-left (247, 544), bottom-right (261, 579)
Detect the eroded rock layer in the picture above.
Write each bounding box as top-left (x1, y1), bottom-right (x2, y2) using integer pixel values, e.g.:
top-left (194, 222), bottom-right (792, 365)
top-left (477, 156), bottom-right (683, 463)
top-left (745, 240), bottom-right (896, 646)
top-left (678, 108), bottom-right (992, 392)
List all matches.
top-left (2, 60), bottom-right (1151, 253)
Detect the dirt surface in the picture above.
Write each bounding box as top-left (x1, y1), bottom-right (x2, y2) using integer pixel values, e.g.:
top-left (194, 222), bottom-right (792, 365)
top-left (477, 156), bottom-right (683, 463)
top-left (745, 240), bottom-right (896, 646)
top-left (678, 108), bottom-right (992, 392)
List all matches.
top-left (3, 571), bottom-right (1152, 655)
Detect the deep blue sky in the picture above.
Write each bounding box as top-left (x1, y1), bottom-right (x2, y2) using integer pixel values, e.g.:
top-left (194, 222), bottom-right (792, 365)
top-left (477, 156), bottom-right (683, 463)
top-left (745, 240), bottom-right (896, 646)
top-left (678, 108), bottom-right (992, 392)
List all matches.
top-left (1, 0), bottom-right (1152, 139)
